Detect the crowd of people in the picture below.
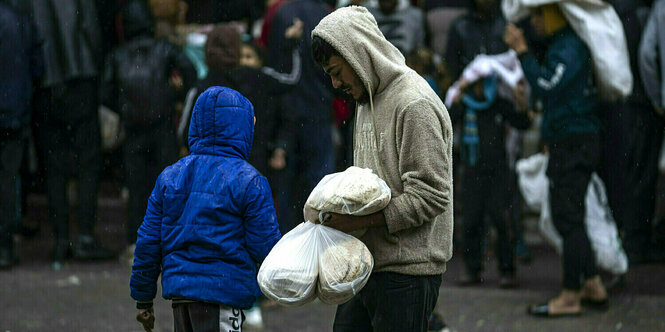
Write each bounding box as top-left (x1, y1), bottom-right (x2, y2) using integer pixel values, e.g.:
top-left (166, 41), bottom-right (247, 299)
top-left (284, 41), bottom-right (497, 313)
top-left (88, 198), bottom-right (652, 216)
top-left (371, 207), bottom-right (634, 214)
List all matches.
top-left (1, 0), bottom-right (664, 330)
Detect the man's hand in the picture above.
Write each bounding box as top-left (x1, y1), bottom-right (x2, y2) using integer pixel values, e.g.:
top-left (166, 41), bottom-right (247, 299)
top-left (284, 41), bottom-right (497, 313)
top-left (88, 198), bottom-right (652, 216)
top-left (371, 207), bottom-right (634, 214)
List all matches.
top-left (503, 24), bottom-right (528, 55)
top-left (321, 211), bottom-right (386, 233)
top-left (284, 18), bottom-right (304, 40)
top-left (269, 148), bottom-right (287, 170)
top-left (136, 308), bottom-right (155, 332)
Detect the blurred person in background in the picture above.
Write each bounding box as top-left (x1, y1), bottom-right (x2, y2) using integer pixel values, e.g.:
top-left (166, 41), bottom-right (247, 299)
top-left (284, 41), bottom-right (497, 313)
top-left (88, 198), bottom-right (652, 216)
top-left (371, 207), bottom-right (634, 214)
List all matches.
top-left (632, 0), bottom-right (665, 264)
top-left (29, 0), bottom-right (113, 270)
top-left (0, 0), bottom-right (43, 269)
top-left (186, 21), bottom-right (303, 236)
top-left (101, 0), bottom-right (196, 264)
top-left (364, 0), bottom-right (427, 54)
top-left (504, 4), bottom-right (608, 317)
top-left (265, 0), bottom-right (335, 232)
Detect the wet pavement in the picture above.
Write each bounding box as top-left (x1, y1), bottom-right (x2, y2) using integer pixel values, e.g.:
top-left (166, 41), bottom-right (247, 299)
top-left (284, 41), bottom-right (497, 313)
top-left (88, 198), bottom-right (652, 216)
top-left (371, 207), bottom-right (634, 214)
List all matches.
top-left (1, 190), bottom-right (664, 332)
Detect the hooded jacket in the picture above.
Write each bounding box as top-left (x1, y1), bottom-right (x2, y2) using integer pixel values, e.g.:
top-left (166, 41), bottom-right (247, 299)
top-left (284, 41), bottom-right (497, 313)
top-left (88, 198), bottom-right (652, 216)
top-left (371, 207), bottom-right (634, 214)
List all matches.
top-left (312, 6), bottom-right (453, 275)
top-left (130, 87), bottom-right (282, 308)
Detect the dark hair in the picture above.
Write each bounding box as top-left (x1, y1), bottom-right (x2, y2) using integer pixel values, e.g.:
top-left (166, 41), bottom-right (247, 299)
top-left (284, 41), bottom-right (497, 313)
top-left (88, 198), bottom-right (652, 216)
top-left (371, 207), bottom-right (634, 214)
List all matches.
top-left (312, 35), bottom-right (340, 66)
top-left (242, 40), bottom-right (264, 63)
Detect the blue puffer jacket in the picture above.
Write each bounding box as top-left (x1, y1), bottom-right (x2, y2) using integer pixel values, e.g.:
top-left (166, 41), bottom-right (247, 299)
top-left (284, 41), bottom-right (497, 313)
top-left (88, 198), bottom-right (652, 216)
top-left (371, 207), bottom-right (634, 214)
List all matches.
top-left (130, 86), bottom-right (282, 309)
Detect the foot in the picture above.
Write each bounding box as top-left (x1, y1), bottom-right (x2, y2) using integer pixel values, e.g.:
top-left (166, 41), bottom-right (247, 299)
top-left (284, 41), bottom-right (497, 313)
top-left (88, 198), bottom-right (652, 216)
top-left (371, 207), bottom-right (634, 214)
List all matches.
top-left (528, 290), bottom-right (582, 317)
top-left (499, 273), bottom-right (518, 289)
top-left (0, 247), bottom-right (16, 270)
top-left (428, 312), bottom-right (450, 332)
top-left (73, 237), bottom-right (115, 260)
top-left (51, 240), bottom-right (72, 267)
top-left (580, 276), bottom-right (609, 310)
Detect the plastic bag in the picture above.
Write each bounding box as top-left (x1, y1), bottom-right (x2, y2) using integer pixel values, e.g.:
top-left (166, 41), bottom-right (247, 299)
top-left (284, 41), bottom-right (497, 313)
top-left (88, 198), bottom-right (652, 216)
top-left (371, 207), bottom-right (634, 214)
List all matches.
top-left (317, 232), bottom-right (373, 304)
top-left (257, 222), bottom-right (319, 306)
top-left (502, 0), bottom-right (633, 101)
top-left (517, 154), bottom-right (628, 275)
top-left (257, 221), bottom-right (374, 306)
top-left (304, 166), bottom-right (391, 238)
top-left (515, 153), bottom-right (549, 213)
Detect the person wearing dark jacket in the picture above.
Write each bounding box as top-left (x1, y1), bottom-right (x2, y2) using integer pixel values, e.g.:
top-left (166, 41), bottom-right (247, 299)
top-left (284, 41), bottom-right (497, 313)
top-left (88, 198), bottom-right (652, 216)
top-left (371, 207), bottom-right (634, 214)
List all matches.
top-left (28, 0), bottom-right (111, 269)
top-left (130, 86), bottom-right (281, 332)
top-left (0, 1), bottom-right (43, 269)
top-left (445, 0), bottom-right (508, 83)
top-left (189, 22), bottom-right (302, 192)
top-left (504, 4), bottom-right (608, 317)
top-left (101, 0), bottom-right (196, 260)
top-left (445, 0), bottom-right (526, 288)
top-left (450, 76), bottom-right (531, 288)
top-left (265, 0), bottom-right (335, 232)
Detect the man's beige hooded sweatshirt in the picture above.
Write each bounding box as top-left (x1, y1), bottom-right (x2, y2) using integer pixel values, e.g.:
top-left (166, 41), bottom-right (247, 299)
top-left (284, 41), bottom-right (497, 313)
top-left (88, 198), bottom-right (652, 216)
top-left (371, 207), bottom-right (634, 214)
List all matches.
top-left (312, 6), bottom-right (454, 275)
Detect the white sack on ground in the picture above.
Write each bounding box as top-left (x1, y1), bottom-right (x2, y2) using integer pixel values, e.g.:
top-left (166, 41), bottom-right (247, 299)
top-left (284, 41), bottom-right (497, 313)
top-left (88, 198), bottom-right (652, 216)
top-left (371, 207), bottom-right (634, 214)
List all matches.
top-left (304, 166), bottom-right (391, 238)
top-left (317, 230), bottom-right (373, 305)
top-left (502, 0), bottom-right (633, 101)
top-left (516, 153), bottom-right (629, 275)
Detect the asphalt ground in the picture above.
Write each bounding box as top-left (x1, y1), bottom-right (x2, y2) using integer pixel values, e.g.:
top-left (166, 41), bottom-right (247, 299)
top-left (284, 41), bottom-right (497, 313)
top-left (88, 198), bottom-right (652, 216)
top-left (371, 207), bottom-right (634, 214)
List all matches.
top-left (1, 192), bottom-right (664, 332)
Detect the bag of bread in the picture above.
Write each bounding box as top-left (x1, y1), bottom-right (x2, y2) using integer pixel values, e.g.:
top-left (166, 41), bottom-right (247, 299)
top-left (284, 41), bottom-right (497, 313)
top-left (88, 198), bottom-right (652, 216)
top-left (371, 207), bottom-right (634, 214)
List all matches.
top-left (316, 227), bottom-right (374, 304)
top-left (304, 166), bottom-right (391, 238)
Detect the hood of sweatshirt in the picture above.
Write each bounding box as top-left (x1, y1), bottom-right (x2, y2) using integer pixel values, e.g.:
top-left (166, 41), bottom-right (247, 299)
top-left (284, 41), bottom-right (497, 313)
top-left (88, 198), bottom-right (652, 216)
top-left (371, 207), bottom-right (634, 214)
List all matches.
top-left (311, 6), bottom-right (411, 102)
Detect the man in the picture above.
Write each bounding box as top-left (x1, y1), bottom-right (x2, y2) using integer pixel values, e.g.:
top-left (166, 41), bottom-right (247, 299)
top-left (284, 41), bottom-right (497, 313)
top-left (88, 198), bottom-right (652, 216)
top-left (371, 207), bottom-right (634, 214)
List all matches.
top-left (265, 0), bottom-right (335, 234)
top-left (504, 4), bottom-right (608, 317)
top-left (29, 0), bottom-right (113, 269)
top-left (0, 0), bottom-right (43, 269)
top-left (311, 6), bottom-right (453, 331)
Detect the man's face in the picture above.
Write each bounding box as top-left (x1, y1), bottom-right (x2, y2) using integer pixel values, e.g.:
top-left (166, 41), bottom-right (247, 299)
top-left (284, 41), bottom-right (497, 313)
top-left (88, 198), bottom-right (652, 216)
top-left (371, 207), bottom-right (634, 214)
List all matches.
top-left (530, 8), bottom-right (546, 37)
top-left (323, 55), bottom-right (366, 102)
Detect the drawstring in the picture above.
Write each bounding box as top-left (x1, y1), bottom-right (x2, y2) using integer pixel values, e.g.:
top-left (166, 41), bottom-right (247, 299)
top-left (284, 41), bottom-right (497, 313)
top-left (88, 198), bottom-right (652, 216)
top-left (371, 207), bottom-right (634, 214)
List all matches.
top-left (367, 82), bottom-right (387, 180)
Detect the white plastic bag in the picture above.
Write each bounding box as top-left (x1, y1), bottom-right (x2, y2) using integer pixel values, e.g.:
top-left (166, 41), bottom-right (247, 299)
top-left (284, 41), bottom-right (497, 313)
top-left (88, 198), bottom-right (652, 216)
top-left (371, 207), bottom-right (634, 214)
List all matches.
top-left (317, 229), bottom-right (374, 304)
top-left (515, 153), bottom-right (549, 213)
top-left (257, 222), bottom-right (320, 306)
top-left (257, 221), bottom-right (374, 306)
top-left (304, 166), bottom-right (391, 238)
top-left (502, 0), bottom-right (633, 101)
top-left (517, 154), bottom-right (629, 275)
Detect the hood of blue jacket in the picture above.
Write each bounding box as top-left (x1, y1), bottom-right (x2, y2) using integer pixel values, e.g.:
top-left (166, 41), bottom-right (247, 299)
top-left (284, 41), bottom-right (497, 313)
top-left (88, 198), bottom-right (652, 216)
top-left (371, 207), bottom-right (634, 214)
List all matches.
top-left (188, 86), bottom-right (254, 160)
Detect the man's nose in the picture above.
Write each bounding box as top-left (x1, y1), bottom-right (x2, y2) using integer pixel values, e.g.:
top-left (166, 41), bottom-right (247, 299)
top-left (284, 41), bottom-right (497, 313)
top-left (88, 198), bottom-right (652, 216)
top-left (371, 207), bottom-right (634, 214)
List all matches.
top-left (331, 77), bottom-right (342, 89)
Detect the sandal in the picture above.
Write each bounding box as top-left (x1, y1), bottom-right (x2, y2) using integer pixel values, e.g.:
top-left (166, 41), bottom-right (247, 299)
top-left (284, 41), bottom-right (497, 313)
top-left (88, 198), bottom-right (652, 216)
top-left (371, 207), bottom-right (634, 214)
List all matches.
top-left (527, 303), bottom-right (582, 318)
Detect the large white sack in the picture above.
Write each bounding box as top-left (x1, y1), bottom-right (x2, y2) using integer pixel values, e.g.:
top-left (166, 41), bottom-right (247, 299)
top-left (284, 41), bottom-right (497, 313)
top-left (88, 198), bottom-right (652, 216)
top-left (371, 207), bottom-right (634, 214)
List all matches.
top-left (304, 166), bottom-right (391, 238)
top-left (517, 154), bottom-right (628, 275)
top-left (502, 0), bottom-right (633, 101)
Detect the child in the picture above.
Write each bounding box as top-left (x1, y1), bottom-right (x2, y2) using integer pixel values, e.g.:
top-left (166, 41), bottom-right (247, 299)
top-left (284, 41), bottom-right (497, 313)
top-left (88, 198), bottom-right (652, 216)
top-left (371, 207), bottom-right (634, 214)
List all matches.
top-left (130, 86), bottom-right (282, 332)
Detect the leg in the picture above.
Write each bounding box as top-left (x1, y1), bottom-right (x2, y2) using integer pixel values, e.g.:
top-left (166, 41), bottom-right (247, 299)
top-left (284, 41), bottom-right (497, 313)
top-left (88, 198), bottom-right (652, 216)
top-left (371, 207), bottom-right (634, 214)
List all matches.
top-left (487, 169), bottom-right (516, 284)
top-left (173, 303), bottom-right (194, 332)
top-left (460, 167), bottom-right (487, 282)
top-left (333, 278), bottom-right (374, 332)
top-left (369, 272), bottom-right (442, 332)
top-left (124, 131), bottom-right (148, 244)
top-left (0, 130), bottom-right (24, 268)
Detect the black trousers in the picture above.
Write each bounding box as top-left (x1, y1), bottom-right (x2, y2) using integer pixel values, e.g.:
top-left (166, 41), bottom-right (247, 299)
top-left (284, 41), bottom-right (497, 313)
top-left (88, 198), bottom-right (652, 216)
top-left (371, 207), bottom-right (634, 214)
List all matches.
top-left (461, 166), bottom-right (515, 276)
top-left (123, 120), bottom-right (177, 244)
top-left (33, 79), bottom-right (101, 243)
top-left (333, 272), bottom-right (442, 332)
top-left (0, 128), bottom-right (25, 249)
top-left (547, 133), bottom-right (599, 290)
top-left (172, 302), bottom-right (243, 332)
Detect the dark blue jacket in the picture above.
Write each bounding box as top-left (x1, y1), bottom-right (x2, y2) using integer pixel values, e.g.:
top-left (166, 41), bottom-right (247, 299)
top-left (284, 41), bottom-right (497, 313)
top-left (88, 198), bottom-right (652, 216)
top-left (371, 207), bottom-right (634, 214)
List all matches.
top-left (519, 27), bottom-right (599, 142)
top-left (130, 86), bottom-right (282, 309)
top-left (0, 2), bottom-right (43, 130)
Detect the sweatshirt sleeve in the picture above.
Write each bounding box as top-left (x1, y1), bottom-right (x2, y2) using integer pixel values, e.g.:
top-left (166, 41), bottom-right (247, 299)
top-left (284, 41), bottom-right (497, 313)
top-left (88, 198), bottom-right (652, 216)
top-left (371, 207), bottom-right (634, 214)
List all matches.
top-left (383, 98), bottom-right (453, 234)
top-left (242, 176), bottom-right (282, 263)
top-left (130, 177), bottom-right (164, 303)
top-left (638, 2), bottom-right (665, 108)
